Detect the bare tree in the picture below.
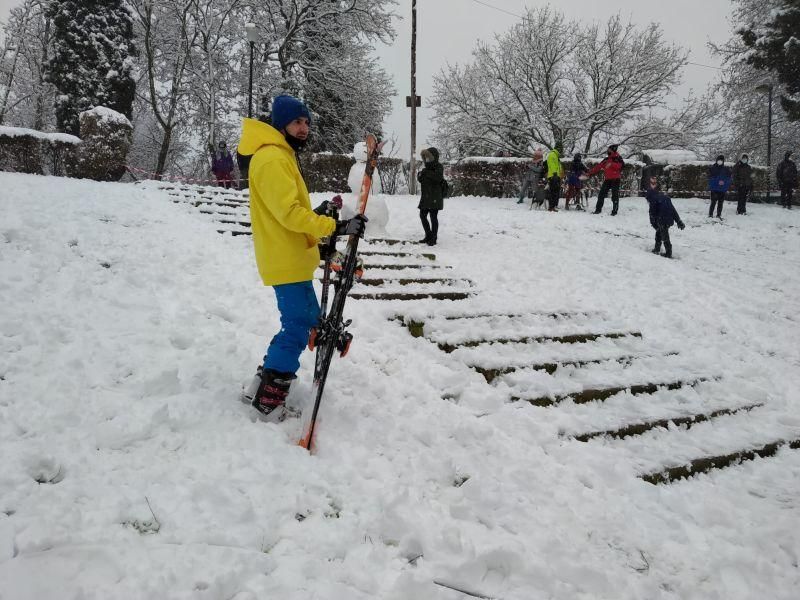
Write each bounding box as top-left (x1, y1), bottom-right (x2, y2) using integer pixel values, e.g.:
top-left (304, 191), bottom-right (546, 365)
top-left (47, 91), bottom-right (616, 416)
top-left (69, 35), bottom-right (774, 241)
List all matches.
top-left (573, 16), bottom-right (687, 154)
top-left (0, 0), bottom-right (56, 129)
top-left (432, 7), bottom-right (580, 157)
top-left (129, 0), bottom-right (198, 176)
top-left (710, 0), bottom-right (800, 163)
top-left (431, 7), bottom-right (712, 160)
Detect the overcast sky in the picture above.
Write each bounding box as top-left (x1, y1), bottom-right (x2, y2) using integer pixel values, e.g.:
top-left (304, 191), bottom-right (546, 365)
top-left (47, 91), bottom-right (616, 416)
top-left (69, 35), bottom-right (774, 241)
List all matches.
top-left (377, 0), bottom-right (735, 158)
top-left (1, 0), bottom-right (735, 157)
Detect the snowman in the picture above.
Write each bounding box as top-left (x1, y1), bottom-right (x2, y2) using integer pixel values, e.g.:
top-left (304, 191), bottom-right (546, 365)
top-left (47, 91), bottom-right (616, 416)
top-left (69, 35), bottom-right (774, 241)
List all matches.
top-left (344, 141), bottom-right (389, 236)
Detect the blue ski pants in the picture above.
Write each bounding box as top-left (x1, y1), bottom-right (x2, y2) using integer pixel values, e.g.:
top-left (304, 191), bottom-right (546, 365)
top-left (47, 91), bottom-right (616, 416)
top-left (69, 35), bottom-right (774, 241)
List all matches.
top-left (263, 280), bottom-right (320, 375)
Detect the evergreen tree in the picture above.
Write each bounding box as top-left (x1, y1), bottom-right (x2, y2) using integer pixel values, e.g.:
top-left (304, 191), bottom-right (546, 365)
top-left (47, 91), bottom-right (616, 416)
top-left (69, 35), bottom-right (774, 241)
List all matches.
top-left (45, 0), bottom-right (137, 135)
top-left (739, 0), bottom-right (800, 121)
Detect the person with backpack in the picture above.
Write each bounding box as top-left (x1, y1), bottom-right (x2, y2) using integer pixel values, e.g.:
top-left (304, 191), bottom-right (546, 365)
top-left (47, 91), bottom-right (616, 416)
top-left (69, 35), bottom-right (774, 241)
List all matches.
top-left (732, 153), bottom-right (753, 215)
top-left (708, 155), bottom-right (733, 218)
top-left (776, 151), bottom-right (798, 209)
top-left (417, 147), bottom-right (445, 246)
top-left (645, 176), bottom-right (685, 259)
top-left (584, 144), bottom-right (625, 215)
top-left (564, 153), bottom-right (588, 210)
top-left (545, 147), bottom-right (563, 212)
top-left (517, 149), bottom-right (547, 207)
top-left (210, 140), bottom-right (235, 188)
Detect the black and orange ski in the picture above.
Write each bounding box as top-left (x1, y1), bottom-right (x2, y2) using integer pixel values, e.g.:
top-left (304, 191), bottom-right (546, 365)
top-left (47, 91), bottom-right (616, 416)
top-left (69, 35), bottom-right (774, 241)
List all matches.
top-left (298, 134), bottom-right (384, 452)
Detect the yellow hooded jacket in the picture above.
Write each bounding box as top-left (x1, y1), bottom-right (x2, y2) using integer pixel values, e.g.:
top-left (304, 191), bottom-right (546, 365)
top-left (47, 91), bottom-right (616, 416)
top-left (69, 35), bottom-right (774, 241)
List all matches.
top-left (238, 118), bottom-right (336, 286)
top-left (545, 149), bottom-right (563, 179)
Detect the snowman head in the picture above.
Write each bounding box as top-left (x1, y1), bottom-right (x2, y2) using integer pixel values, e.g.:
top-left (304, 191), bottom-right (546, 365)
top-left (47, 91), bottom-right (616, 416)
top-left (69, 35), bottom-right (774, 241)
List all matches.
top-left (353, 141), bottom-right (368, 163)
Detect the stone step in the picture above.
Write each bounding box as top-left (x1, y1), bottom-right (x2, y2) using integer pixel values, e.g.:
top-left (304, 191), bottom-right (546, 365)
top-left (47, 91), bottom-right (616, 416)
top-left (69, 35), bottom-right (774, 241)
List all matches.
top-left (349, 291), bottom-right (471, 301)
top-left (514, 377), bottom-right (711, 407)
top-left (474, 352), bottom-right (678, 383)
top-left (573, 403), bottom-right (763, 442)
top-left (640, 438), bottom-right (800, 485)
top-left (436, 331), bottom-right (642, 354)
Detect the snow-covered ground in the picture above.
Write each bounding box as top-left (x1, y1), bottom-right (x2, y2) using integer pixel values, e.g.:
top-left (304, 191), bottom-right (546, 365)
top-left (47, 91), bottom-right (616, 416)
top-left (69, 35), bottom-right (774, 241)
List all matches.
top-left (1, 172), bottom-right (799, 599)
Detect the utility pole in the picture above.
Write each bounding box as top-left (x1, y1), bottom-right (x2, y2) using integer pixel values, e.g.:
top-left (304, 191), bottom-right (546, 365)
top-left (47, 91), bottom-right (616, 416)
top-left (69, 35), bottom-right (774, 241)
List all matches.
top-left (766, 85), bottom-right (773, 204)
top-left (409, 0), bottom-right (418, 195)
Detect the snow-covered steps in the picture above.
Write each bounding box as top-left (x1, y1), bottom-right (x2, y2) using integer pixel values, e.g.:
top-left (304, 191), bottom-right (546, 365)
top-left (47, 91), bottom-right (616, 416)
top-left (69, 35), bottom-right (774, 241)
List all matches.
top-left (353, 277), bottom-right (472, 287)
top-left (513, 377), bottom-right (712, 407)
top-left (640, 438), bottom-right (800, 484)
top-left (573, 402), bottom-right (764, 442)
top-left (349, 291), bottom-right (472, 301)
top-left (474, 351), bottom-right (679, 383)
top-left (359, 249), bottom-right (436, 260)
top-left (361, 262), bottom-right (452, 270)
top-left (437, 331), bottom-right (642, 354)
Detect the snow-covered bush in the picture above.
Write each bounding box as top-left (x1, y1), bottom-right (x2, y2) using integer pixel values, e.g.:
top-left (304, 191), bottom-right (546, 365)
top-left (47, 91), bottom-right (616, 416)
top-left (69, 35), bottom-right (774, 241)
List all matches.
top-left (0, 126), bottom-right (80, 175)
top-left (664, 163), bottom-right (770, 198)
top-left (447, 156), bottom-right (643, 198)
top-left (67, 107), bottom-right (132, 182)
top-left (298, 153), bottom-right (355, 193)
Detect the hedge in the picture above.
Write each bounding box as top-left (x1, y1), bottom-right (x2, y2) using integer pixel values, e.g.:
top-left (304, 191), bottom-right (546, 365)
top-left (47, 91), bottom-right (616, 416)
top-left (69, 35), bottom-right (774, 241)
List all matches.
top-left (445, 156), bottom-right (643, 198)
top-left (0, 126), bottom-right (80, 176)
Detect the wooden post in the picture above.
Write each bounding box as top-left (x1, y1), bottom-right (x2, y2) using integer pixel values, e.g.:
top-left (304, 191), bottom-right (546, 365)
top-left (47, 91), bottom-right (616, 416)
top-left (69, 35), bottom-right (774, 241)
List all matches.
top-left (409, 0), bottom-right (417, 195)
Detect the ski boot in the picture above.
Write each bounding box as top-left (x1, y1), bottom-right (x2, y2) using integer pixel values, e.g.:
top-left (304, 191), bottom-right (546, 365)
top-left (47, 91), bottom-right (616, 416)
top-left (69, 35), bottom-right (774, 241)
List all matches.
top-left (252, 369), bottom-right (296, 421)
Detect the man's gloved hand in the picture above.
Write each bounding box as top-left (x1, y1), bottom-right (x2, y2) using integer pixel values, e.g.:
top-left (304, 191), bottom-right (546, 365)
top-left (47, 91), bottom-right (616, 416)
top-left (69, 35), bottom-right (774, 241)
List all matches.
top-left (335, 214), bottom-right (368, 238)
top-left (677, 220), bottom-right (685, 230)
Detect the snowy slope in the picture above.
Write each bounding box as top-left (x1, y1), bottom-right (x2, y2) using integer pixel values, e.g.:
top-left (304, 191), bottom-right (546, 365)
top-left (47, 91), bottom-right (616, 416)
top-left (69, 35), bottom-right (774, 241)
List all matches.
top-left (1, 172), bottom-right (799, 599)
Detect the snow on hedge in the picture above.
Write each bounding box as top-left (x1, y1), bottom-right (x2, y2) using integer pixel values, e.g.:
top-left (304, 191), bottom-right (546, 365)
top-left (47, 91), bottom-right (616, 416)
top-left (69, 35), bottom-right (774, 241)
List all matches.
top-left (80, 106), bottom-right (132, 128)
top-left (0, 125), bottom-right (80, 145)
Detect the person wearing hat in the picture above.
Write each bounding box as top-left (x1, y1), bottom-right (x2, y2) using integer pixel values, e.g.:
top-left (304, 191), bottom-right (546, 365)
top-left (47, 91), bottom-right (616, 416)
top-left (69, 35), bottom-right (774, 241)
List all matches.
top-left (776, 151), bottom-right (797, 209)
top-left (210, 140), bottom-right (235, 188)
top-left (517, 149), bottom-right (547, 207)
top-left (564, 153), bottom-right (588, 210)
top-left (584, 144), bottom-right (625, 215)
top-left (417, 147), bottom-right (445, 245)
top-left (544, 147), bottom-right (564, 212)
top-left (237, 95), bottom-right (367, 418)
top-left (708, 155), bottom-right (733, 218)
top-left (732, 154), bottom-right (753, 215)
top-left (645, 176), bottom-right (685, 259)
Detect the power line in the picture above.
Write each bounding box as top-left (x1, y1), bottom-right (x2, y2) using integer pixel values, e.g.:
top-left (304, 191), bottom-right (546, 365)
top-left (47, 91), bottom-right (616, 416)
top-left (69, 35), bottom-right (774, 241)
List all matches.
top-left (471, 0), bottom-right (523, 20)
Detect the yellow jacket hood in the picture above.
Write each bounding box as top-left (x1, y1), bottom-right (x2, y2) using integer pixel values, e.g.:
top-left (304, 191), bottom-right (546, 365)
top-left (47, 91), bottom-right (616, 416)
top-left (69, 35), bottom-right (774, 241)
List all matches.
top-left (238, 118), bottom-right (289, 157)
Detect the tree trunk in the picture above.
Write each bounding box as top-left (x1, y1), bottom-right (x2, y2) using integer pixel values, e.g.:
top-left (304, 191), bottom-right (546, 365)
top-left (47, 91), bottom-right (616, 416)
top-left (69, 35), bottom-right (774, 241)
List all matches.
top-left (155, 126), bottom-right (173, 178)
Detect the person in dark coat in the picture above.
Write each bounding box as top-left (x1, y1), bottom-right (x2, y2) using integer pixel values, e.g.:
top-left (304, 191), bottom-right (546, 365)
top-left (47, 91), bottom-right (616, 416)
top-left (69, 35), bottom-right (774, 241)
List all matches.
top-left (707, 154), bottom-right (732, 218)
top-left (776, 151), bottom-right (798, 209)
top-left (417, 147), bottom-right (445, 246)
top-left (564, 153), bottom-right (588, 210)
top-left (585, 144), bottom-right (625, 215)
top-left (732, 154), bottom-right (753, 215)
top-left (517, 149), bottom-right (547, 207)
top-left (645, 177), bottom-right (685, 258)
top-left (210, 141), bottom-right (235, 188)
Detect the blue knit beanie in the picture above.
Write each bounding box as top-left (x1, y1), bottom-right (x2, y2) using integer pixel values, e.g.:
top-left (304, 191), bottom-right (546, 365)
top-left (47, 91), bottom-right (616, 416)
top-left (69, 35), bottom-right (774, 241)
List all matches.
top-left (271, 95), bottom-right (312, 131)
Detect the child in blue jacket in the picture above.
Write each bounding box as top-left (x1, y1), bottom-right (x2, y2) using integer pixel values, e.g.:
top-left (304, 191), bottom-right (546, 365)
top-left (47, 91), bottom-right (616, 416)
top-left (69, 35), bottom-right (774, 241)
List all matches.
top-left (645, 177), bottom-right (685, 258)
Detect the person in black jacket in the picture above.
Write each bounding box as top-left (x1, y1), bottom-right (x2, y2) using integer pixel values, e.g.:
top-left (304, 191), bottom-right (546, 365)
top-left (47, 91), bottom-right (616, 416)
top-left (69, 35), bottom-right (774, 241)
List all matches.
top-left (732, 154), bottom-right (753, 215)
top-left (645, 177), bottom-right (685, 258)
top-left (417, 147), bottom-right (445, 245)
top-left (776, 151), bottom-right (798, 209)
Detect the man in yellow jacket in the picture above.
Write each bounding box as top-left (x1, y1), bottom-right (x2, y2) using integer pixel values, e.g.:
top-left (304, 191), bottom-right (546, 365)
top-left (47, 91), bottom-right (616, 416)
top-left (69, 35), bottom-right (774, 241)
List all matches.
top-left (238, 95), bottom-right (366, 417)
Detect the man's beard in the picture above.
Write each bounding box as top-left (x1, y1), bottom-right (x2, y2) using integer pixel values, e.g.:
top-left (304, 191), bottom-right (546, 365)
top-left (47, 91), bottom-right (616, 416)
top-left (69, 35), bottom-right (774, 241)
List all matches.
top-left (285, 133), bottom-right (308, 151)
